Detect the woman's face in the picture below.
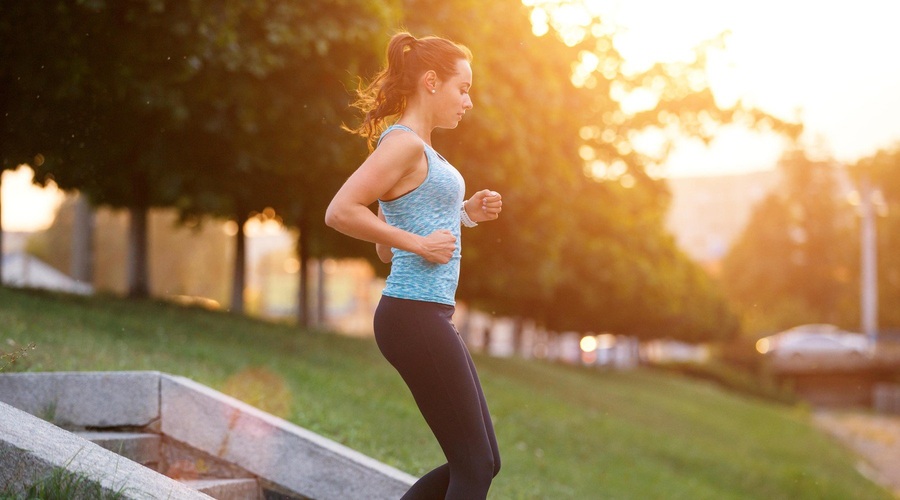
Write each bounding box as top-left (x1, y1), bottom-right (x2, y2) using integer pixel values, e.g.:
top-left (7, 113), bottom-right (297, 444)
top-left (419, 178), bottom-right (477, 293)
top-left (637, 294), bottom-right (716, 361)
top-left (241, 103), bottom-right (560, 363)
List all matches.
top-left (433, 59), bottom-right (473, 129)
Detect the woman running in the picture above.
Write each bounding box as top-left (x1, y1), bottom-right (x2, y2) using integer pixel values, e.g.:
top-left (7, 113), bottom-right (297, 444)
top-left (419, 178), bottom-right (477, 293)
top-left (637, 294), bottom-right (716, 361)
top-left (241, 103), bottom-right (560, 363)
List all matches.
top-left (325, 31), bottom-right (503, 499)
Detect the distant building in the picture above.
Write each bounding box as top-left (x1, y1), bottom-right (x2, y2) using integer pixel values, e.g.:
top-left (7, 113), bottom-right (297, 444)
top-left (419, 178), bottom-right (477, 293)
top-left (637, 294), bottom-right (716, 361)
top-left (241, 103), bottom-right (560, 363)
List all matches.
top-left (2, 251), bottom-right (93, 295)
top-left (1, 231), bottom-right (30, 255)
top-left (665, 170), bottom-right (781, 271)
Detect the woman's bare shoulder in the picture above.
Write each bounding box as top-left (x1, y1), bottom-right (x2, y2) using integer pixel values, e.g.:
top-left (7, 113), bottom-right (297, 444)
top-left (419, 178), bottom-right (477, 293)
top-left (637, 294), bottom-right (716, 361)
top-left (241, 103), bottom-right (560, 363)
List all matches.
top-left (377, 128), bottom-right (425, 159)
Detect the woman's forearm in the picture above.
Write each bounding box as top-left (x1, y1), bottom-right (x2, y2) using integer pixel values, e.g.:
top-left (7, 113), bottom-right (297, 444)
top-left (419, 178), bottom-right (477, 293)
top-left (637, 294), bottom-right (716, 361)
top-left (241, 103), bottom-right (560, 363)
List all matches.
top-left (325, 203), bottom-right (421, 256)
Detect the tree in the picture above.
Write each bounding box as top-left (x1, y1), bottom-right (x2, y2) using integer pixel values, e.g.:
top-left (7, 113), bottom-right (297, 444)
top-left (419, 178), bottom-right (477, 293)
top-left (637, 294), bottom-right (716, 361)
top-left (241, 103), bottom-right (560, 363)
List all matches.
top-left (165, 0), bottom-right (390, 319)
top-left (29, 200), bottom-right (232, 303)
top-left (3, 0), bottom-right (388, 314)
top-left (851, 145), bottom-right (900, 330)
top-left (2, 0), bottom-right (212, 297)
top-left (721, 148), bottom-right (858, 335)
top-left (393, 0), bottom-right (780, 341)
top-left (0, 3), bottom-right (65, 283)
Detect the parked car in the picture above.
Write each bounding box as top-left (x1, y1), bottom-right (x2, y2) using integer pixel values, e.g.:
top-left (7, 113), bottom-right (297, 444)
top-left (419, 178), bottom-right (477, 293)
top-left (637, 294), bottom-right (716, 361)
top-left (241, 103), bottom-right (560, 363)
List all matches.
top-left (756, 324), bottom-right (871, 358)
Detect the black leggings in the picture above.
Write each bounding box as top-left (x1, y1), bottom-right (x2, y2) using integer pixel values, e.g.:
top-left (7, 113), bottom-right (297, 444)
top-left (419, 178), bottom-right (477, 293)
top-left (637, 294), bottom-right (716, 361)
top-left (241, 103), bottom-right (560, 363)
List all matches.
top-left (374, 296), bottom-right (501, 500)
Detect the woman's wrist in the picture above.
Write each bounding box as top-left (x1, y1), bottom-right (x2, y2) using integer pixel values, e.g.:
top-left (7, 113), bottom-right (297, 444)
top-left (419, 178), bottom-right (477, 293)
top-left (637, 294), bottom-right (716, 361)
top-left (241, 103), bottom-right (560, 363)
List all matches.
top-left (460, 199), bottom-right (478, 227)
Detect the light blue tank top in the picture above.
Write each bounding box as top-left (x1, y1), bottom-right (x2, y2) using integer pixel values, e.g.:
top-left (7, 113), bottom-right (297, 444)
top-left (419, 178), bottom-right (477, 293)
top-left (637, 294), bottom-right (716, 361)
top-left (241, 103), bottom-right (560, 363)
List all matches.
top-left (377, 124), bottom-right (465, 306)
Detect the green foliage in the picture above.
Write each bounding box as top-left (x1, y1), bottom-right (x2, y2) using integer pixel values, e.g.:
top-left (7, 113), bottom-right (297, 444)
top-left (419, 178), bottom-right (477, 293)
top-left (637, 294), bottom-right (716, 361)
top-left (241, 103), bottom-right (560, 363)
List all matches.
top-left (0, 466), bottom-right (127, 500)
top-left (721, 148), bottom-right (860, 336)
top-left (2, 0), bottom-right (796, 341)
top-left (1, 287), bottom-right (891, 499)
top-left (1, 0), bottom-right (386, 304)
top-left (852, 144), bottom-right (900, 330)
top-left (398, 0), bottom-right (744, 340)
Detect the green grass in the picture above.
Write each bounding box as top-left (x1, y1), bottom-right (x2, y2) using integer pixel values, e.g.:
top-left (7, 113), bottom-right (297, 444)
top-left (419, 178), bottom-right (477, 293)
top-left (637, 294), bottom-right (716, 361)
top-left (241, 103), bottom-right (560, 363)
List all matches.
top-left (0, 287), bottom-right (891, 499)
top-left (0, 465), bottom-right (128, 500)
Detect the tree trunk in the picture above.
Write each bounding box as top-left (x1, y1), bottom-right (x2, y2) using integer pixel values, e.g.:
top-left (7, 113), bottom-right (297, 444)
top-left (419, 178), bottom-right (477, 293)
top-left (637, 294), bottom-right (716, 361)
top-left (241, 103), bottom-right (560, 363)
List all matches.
top-left (511, 316), bottom-right (524, 357)
top-left (482, 318), bottom-right (493, 355)
top-left (316, 259), bottom-right (326, 328)
top-left (126, 205), bottom-right (150, 298)
top-left (71, 194), bottom-right (94, 285)
top-left (230, 211), bottom-right (248, 314)
top-left (458, 307), bottom-right (472, 346)
top-left (296, 214), bottom-right (310, 328)
top-left (0, 173), bottom-right (4, 286)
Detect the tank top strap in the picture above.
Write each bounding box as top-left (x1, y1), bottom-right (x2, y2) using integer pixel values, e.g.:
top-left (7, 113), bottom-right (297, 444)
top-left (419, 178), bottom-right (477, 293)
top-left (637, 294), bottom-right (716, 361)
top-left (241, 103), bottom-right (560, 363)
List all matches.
top-left (376, 124), bottom-right (416, 148)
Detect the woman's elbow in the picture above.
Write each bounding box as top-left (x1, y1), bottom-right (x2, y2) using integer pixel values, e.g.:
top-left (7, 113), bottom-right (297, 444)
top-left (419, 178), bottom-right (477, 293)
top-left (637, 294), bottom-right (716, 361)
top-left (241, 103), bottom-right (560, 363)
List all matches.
top-left (376, 247), bottom-right (392, 264)
top-left (324, 204), bottom-right (343, 230)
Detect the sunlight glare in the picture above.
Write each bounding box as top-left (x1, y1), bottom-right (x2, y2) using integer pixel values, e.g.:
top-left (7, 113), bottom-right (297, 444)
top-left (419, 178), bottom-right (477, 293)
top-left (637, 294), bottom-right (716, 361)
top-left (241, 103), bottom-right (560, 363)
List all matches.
top-left (597, 333), bottom-right (617, 349)
top-left (571, 51), bottom-right (600, 88)
top-left (755, 337), bottom-right (770, 354)
top-left (524, 0), bottom-right (614, 46)
top-left (1, 165), bottom-right (65, 232)
top-left (580, 335), bottom-right (598, 353)
top-left (578, 145), bottom-right (595, 161)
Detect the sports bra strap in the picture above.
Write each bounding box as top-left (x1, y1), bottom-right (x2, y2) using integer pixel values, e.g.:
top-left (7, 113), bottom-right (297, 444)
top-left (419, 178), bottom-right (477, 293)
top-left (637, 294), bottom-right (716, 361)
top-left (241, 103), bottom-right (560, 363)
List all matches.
top-left (376, 124), bottom-right (415, 148)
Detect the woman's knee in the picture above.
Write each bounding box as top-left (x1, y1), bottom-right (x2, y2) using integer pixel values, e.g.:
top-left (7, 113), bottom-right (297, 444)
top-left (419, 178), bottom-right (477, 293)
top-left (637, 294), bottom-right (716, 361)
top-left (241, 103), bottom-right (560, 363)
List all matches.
top-left (492, 454), bottom-right (501, 478)
top-left (462, 454), bottom-right (496, 487)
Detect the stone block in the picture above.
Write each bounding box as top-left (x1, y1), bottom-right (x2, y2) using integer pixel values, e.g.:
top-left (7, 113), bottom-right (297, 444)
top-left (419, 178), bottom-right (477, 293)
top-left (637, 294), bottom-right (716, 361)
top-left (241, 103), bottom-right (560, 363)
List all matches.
top-left (160, 374), bottom-right (415, 500)
top-left (0, 401), bottom-right (211, 500)
top-left (0, 371), bottom-right (160, 428)
top-left (77, 432), bottom-right (161, 468)
top-left (182, 478), bottom-right (261, 500)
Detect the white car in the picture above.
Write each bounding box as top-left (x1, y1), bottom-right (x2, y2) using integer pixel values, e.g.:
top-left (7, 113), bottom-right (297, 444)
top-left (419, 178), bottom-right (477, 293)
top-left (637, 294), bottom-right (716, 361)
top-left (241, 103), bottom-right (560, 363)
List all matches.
top-left (756, 324), bottom-right (871, 358)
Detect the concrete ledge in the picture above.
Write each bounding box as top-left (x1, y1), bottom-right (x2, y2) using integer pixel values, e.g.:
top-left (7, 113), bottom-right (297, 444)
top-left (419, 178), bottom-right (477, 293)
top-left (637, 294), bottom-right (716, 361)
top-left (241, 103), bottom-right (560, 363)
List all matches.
top-left (0, 402), bottom-right (210, 499)
top-left (0, 371), bottom-right (416, 499)
top-left (184, 478), bottom-right (260, 499)
top-left (161, 374), bottom-right (415, 500)
top-left (76, 432), bottom-right (161, 468)
top-left (0, 371), bottom-right (160, 428)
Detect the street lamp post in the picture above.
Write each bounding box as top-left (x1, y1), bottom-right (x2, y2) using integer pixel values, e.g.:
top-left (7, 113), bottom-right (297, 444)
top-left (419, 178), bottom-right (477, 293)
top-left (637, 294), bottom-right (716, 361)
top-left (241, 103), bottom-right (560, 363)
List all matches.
top-left (860, 175), bottom-right (878, 343)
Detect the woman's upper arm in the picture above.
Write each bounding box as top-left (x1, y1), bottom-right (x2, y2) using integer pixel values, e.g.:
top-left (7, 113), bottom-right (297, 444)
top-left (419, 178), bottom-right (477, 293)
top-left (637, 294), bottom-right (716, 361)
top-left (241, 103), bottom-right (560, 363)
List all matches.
top-left (330, 133), bottom-right (423, 209)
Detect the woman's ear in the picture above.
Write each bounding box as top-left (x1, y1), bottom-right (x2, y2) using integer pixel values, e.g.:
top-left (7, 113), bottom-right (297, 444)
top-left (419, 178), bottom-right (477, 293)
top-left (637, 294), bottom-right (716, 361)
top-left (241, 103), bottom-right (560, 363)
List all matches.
top-left (423, 70), bottom-right (438, 93)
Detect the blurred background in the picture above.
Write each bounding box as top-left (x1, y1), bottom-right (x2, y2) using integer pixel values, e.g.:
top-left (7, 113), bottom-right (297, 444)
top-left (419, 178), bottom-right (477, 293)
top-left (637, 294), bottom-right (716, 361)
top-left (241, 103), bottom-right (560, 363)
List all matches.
top-left (2, 0), bottom-right (900, 405)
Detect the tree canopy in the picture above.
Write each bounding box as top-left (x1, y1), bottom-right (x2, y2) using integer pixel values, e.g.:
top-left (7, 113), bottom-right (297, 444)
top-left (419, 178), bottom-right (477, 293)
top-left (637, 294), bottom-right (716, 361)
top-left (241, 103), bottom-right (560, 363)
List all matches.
top-left (391, 0), bottom-right (794, 340)
top-left (851, 145), bottom-right (900, 331)
top-left (1, 0), bottom-right (808, 342)
top-left (720, 148), bottom-right (859, 335)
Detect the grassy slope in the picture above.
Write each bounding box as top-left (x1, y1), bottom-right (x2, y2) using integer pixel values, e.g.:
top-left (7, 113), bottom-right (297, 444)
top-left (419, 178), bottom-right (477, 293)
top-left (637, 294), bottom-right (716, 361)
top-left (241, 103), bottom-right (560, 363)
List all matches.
top-left (0, 287), bottom-right (890, 499)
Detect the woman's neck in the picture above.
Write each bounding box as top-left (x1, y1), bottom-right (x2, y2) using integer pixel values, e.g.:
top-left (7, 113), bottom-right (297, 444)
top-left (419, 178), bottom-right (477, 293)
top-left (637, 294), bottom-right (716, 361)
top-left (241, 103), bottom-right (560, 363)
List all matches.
top-left (397, 109), bottom-right (433, 146)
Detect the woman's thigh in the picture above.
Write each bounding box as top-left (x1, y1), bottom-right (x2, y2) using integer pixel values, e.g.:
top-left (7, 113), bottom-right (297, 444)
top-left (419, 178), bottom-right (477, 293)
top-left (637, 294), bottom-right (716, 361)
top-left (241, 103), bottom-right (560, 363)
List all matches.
top-left (374, 297), bottom-right (493, 461)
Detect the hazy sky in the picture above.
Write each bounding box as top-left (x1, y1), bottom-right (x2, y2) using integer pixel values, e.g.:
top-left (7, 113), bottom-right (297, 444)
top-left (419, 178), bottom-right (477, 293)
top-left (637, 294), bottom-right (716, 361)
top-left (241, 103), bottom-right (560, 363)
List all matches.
top-left (4, 0), bottom-right (900, 230)
top-left (607, 0), bottom-right (900, 176)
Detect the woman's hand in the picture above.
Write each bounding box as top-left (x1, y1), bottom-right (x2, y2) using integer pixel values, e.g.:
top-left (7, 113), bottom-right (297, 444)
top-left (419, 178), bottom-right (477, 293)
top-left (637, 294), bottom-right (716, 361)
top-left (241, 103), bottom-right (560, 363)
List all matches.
top-left (418, 229), bottom-right (457, 264)
top-left (465, 189), bottom-right (503, 223)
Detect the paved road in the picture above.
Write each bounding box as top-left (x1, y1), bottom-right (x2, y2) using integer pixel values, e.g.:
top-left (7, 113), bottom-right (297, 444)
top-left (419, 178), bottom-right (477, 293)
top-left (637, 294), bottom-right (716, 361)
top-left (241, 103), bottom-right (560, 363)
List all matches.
top-left (814, 410), bottom-right (900, 498)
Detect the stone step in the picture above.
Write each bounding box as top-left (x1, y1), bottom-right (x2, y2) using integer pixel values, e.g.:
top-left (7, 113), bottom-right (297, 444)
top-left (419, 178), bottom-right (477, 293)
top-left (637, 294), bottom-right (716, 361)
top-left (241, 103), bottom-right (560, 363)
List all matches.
top-left (76, 431), bottom-right (161, 468)
top-left (78, 431), bottom-right (261, 499)
top-left (181, 478), bottom-right (261, 500)
top-left (1, 372), bottom-right (415, 499)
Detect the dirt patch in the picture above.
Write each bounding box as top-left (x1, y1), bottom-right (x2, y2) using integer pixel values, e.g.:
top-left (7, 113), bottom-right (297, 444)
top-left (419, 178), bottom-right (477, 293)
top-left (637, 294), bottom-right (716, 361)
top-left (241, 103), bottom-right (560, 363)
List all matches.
top-left (813, 410), bottom-right (900, 498)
